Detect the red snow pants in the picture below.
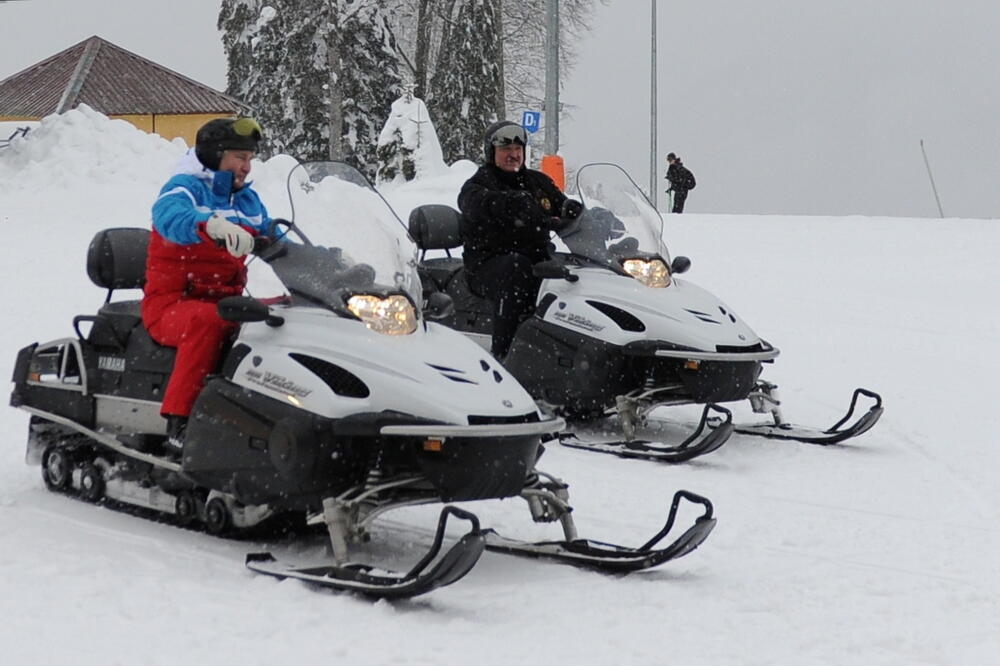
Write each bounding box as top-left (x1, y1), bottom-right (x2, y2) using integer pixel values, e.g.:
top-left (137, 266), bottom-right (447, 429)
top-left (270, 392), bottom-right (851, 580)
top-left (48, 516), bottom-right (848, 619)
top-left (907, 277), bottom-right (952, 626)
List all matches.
top-left (145, 300), bottom-right (238, 417)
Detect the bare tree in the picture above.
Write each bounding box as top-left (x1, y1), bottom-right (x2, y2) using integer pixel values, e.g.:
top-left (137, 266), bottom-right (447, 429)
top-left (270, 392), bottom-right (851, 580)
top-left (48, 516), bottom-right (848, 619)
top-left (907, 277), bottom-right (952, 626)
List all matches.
top-left (386, 0), bottom-right (603, 118)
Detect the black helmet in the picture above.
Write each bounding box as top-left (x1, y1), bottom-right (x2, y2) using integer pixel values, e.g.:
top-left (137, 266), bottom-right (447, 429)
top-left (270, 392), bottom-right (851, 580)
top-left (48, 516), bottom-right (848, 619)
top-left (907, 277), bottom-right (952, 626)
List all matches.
top-left (195, 117), bottom-right (263, 170)
top-left (482, 120), bottom-right (527, 165)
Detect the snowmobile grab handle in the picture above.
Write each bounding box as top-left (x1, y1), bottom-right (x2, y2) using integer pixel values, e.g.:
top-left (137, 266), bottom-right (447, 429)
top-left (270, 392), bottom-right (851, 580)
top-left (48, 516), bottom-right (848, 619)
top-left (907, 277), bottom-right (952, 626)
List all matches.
top-left (637, 490), bottom-right (715, 552)
top-left (826, 388), bottom-right (883, 433)
top-left (404, 506), bottom-right (482, 578)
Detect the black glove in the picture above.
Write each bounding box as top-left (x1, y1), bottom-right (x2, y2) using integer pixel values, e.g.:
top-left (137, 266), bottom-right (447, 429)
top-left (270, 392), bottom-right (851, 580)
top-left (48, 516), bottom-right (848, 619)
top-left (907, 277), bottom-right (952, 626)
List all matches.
top-left (561, 199), bottom-right (584, 219)
top-left (507, 190), bottom-right (545, 227)
top-left (545, 217), bottom-right (575, 233)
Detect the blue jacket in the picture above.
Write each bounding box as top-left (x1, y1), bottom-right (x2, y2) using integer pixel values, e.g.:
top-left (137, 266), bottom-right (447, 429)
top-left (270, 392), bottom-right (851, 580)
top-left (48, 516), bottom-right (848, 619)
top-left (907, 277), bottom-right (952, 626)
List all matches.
top-left (151, 150), bottom-right (270, 244)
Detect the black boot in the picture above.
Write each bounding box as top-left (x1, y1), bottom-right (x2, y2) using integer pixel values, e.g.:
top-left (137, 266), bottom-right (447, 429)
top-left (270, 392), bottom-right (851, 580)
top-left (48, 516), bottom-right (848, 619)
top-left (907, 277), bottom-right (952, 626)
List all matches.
top-left (164, 414), bottom-right (188, 456)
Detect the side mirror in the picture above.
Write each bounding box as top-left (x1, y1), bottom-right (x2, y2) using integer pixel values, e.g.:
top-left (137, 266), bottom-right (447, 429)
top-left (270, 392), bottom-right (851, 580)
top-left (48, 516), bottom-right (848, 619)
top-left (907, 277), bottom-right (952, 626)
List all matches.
top-left (671, 256), bottom-right (691, 275)
top-left (532, 260), bottom-right (578, 283)
top-left (423, 292), bottom-right (455, 320)
top-left (217, 296), bottom-right (285, 327)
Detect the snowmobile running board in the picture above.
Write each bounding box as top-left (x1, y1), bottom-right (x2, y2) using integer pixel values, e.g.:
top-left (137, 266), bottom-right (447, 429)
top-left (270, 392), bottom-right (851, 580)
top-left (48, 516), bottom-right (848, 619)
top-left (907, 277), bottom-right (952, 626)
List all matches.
top-left (19, 405), bottom-right (181, 472)
top-left (245, 506), bottom-right (486, 599)
top-left (558, 404), bottom-right (734, 463)
top-left (728, 387), bottom-right (884, 445)
top-left (484, 490), bottom-right (716, 572)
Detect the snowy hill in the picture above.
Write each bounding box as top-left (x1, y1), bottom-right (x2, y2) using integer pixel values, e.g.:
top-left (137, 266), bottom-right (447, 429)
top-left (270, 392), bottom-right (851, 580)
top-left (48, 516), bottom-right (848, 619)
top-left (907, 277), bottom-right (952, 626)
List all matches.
top-left (1, 110), bottom-right (997, 666)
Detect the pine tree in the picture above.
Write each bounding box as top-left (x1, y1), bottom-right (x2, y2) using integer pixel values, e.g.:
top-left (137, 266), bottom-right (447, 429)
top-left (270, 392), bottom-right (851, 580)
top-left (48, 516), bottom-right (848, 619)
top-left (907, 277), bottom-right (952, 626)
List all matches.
top-left (338, 1), bottom-right (405, 176)
top-left (428, 0), bottom-right (505, 164)
top-left (218, 0), bottom-right (402, 179)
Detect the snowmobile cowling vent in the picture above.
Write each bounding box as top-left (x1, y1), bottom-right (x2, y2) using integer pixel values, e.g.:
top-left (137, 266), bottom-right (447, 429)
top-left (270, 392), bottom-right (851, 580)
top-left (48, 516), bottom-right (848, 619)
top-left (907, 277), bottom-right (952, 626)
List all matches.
top-left (87, 227), bottom-right (150, 291)
top-left (408, 205), bottom-right (464, 251)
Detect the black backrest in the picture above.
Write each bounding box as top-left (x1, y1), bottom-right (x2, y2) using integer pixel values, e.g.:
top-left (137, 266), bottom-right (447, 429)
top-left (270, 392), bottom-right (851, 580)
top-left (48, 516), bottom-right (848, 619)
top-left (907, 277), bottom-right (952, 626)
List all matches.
top-left (87, 227), bottom-right (150, 292)
top-left (408, 204), bottom-right (464, 251)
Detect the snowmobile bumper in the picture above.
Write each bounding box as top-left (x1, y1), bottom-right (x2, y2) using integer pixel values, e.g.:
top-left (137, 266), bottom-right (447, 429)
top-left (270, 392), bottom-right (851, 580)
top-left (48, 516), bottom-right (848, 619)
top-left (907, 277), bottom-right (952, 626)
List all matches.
top-left (379, 417), bottom-right (565, 438)
top-left (619, 338), bottom-right (780, 362)
top-left (381, 417), bottom-right (566, 502)
top-left (650, 342), bottom-right (780, 362)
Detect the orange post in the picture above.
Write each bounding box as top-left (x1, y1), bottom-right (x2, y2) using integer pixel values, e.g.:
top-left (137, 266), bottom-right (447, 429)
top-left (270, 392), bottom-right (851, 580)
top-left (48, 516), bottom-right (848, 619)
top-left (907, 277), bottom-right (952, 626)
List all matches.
top-left (540, 154), bottom-right (566, 191)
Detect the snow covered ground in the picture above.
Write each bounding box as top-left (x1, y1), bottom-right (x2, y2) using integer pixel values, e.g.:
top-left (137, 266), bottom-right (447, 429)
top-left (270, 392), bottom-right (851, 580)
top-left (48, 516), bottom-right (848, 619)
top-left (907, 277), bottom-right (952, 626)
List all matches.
top-left (1, 109), bottom-right (997, 666)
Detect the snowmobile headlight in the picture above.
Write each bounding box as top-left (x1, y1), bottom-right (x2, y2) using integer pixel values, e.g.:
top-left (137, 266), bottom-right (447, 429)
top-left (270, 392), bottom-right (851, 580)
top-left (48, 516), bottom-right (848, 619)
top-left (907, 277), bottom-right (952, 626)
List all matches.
top-left (346, 294), bottom-right (418, 335)
top-left (622, 258), bottom-right (671, 288)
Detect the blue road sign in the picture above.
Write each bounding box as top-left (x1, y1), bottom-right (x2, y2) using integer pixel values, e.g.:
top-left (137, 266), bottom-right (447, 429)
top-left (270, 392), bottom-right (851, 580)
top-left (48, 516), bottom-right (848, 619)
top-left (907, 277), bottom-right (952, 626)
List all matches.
top-left (522, 110), bottom-right (541, 134)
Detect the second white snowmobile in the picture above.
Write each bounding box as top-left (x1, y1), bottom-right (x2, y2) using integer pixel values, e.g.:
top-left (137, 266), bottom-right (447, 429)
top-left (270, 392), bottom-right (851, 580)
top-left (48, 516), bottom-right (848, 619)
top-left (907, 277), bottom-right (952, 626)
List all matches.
top-left (9, 161), bottom-right (717, 598)
top-left (409, 163), bottom-right (883, 462)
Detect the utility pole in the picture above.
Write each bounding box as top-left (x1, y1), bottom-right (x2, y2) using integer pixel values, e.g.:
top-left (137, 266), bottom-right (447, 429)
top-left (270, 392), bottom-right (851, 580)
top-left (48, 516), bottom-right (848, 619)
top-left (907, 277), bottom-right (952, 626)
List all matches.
top-left (544, 0), bottom-right (559, 155)
top-left (650, 0), bottom-right (658, 208)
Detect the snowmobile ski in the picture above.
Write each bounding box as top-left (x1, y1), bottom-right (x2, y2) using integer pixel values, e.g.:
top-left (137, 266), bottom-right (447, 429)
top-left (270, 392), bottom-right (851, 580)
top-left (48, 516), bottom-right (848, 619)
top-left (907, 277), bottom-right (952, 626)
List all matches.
top-left (245, 506), bottom-right (486, 598)
top-left (483, 490), bottom-right (716, 572)
top-left (731, 387), bottom-right (884, 445)
top-left (558, 404), bottom-right (733, 463)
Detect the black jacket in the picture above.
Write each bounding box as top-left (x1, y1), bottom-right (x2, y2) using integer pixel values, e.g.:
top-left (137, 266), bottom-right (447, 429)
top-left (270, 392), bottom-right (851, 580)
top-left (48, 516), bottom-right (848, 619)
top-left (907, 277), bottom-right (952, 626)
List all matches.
top-left (458, 164), bottom-right (567, 273)
top-left (667, 161), bottom-right (696, 191)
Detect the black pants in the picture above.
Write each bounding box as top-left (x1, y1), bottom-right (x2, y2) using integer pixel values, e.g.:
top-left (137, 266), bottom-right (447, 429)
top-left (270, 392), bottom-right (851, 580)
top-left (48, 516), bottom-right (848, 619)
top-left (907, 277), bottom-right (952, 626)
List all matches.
top-left (672, 189), bottom-right (689, 213)
top-left (466, 253), bottom-right (541, 358)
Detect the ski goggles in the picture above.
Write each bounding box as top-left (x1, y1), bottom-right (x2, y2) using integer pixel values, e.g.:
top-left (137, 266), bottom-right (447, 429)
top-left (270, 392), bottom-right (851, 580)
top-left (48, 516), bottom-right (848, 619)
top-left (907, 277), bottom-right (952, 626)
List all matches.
top-left (232, 117), bottom-right (263, 141)
top-left (490, 124), bottom-right (527, 147)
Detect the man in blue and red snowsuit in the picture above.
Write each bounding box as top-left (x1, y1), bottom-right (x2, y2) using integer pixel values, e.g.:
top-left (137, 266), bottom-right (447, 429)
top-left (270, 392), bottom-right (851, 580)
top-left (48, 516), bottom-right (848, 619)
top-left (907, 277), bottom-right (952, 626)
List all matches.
top-left (141, 117), bottom-right (271, 450)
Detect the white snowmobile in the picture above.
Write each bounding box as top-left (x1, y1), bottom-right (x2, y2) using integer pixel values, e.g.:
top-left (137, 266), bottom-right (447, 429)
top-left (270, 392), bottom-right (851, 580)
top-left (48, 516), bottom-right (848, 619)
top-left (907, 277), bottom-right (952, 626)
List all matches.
top-left (9, 161), bottom-right (717, 598)
top-left (409, 162), bottom-right (883, 462)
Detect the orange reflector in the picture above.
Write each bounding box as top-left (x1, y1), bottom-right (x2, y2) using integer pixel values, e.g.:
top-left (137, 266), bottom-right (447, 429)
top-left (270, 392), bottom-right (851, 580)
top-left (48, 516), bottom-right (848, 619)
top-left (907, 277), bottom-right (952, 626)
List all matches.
top-left (684, 360), bottom-right (700, 370)
top-left (28, 372), bottom-right (41, 381)
top-left (423, 438), bottom-right (444, 452)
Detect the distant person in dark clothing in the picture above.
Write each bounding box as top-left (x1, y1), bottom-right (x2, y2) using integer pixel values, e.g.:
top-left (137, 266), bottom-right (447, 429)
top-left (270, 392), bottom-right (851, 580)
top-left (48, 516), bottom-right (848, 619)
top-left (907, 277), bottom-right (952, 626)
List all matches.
top-left (458, 120), bottom-right (584, 359)
top-left (666, 152), bottom-right (696, 213)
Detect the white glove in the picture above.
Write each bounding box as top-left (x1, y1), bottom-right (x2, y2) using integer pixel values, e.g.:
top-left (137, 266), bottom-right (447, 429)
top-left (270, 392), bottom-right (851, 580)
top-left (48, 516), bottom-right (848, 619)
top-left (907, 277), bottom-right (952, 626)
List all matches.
top-left (205, 214), bottom-right (254, 258)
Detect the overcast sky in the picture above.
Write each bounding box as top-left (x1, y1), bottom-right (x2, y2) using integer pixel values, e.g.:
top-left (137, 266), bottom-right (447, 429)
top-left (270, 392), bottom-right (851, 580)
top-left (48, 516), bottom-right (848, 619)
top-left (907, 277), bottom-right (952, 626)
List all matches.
top-left (3, 0), bottom-right (998, 218)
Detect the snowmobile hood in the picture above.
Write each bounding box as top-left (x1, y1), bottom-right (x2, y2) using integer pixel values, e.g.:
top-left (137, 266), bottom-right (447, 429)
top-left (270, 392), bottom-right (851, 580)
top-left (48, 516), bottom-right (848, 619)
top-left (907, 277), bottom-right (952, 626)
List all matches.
top-left (230, 307), bottom-right (543, 425)
top-left (539, 268), bottom-right (765, 352)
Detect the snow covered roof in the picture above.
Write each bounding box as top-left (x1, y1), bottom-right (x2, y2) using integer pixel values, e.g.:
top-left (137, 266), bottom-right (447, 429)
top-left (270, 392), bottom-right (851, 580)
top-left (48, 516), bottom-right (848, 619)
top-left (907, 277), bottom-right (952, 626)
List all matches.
top-left (0, 35), bottom-right (246, 117)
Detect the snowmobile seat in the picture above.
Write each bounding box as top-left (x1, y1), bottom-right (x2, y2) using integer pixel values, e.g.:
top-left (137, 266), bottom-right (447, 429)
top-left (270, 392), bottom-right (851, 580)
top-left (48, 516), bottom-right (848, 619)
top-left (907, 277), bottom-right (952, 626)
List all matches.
top-left (76, 227), bottom-right (150, 349)
top-left (408, 204), bottom-right (466, 292)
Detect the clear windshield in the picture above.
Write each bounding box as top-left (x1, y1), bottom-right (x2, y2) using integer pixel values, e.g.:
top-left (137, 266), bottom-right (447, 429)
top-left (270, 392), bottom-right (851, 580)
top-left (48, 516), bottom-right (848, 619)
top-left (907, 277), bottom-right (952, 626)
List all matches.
top-left (270, 161), bottom-right (422, 309)
top-left (563, 163), bottom-right (669, 267)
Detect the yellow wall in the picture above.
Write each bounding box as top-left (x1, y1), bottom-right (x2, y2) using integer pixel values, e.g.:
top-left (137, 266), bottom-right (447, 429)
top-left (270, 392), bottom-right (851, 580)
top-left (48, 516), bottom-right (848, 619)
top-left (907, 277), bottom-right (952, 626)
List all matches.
top-left (111, 114), bottom-right (153, 132)
top-left (110, 113), bottom-right (233, 147)
top-left (157, 113), bottom-right (233, 147)
top-left (0, 115), bottom-right (37, 122)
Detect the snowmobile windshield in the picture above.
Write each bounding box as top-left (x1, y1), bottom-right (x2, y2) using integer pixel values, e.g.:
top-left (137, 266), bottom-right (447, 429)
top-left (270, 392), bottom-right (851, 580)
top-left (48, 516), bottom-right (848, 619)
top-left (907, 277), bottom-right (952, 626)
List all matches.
top-left (564, 163), bottom-right (670, 269)
top-left (273, 161), bottom-right (422, 313)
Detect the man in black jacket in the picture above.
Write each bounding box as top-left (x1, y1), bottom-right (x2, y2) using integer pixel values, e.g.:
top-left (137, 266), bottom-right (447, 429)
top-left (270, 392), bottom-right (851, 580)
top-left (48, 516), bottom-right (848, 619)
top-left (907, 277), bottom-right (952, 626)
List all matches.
top-left (666, 152), bottom-right (696, 213)
top-left (458, 121), bottom-right (583, 359)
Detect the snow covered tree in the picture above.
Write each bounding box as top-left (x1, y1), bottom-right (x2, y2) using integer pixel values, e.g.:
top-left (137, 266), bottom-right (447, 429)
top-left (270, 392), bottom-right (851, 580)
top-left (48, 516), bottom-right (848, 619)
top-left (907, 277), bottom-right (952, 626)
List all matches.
top-left (219, 0), bottom-right (402, 179)
top-left (384, 0), bottom-right (602, 157)
top-left (501, 0), bottom-right (600, 113)
top-left (427, 0), bottom-right (504, 163)
top-left (376, 85), bottom-right (447, 185)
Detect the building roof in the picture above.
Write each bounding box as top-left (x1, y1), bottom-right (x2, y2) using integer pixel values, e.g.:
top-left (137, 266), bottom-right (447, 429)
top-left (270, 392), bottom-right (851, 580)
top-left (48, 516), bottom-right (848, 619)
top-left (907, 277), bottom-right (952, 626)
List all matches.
top-left (0, 35), bottom-right (245, 117)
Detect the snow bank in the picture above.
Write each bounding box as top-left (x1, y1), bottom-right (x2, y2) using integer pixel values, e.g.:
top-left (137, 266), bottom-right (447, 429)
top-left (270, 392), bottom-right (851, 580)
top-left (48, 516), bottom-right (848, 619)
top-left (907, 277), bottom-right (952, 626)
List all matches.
top-left (0, 105), bottom-right (187, 192)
